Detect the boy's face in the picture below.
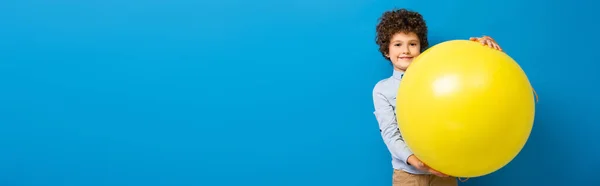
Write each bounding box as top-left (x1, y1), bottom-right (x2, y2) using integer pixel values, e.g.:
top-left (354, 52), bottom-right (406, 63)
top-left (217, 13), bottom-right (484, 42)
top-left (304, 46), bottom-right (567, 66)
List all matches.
top-left (386, 32), bottom-right (421, 71)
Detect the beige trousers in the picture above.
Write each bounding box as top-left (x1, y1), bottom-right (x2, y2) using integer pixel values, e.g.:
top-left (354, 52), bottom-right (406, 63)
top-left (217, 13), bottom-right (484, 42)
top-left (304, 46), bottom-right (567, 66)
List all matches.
top-left (392, 169), bottom-right (458, 186)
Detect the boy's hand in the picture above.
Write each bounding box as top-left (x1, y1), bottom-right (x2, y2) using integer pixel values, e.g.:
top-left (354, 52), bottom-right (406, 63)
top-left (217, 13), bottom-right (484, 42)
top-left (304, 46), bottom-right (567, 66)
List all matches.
top-left (407, 155), bottom-right (449, 177)
top-left (469, 35), bottom-right (503, 52)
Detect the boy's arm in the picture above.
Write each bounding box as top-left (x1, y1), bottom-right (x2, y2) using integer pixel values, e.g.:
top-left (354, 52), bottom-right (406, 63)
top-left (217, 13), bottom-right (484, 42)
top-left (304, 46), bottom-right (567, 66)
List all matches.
top-left (372, 91), bottom-right (413, 165)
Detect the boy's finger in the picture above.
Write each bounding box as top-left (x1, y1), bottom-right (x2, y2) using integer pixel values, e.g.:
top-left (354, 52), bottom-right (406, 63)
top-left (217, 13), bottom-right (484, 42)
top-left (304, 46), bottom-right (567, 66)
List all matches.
top-left (429, 169), bottom-right (448, 177)
top-left (491, 42), bottom-right (500, 50)
top-left (483, 40), bottom-right (491, 47)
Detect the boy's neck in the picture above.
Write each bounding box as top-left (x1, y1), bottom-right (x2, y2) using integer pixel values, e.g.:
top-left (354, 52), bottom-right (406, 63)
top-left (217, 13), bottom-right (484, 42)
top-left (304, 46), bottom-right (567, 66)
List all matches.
top-left (392, 69), bottom-right (404, 80)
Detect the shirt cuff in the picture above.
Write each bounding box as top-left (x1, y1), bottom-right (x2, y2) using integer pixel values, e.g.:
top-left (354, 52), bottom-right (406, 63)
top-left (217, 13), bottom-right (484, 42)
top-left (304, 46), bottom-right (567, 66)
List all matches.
top-left (400, 147), bottom-right (414, 165)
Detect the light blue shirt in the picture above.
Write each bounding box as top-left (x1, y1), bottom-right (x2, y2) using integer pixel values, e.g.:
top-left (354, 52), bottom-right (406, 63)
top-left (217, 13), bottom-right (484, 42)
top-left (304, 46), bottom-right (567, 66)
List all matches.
top-left (372, 70), bottom-right (428, 174)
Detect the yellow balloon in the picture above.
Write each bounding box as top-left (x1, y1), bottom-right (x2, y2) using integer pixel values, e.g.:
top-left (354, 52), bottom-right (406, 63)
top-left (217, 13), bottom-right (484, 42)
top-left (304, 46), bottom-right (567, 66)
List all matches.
top-left (396, 40), bottom-right (536, 178)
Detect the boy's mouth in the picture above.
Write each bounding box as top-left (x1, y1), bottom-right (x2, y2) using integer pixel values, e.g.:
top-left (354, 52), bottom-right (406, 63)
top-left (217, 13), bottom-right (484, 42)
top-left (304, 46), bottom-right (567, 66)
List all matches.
top-left (399, 57), bottom-right (413, 60)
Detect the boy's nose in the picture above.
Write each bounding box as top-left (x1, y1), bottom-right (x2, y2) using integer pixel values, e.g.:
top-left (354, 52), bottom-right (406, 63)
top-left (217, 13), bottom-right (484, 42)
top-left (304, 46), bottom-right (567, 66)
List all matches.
top-left (401, 46), bottom-right (410, 54)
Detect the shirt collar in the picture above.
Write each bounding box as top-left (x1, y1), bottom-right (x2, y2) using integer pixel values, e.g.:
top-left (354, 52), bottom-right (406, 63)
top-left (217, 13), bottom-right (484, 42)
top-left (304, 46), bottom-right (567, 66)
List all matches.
top-left (392, 70), bottom-right (405, 80)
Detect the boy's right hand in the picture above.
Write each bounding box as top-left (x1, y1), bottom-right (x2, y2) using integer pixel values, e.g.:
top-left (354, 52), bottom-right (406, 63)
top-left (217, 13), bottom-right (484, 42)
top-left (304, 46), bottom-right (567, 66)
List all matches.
top-left (407, 155), bottom-right (449, 177)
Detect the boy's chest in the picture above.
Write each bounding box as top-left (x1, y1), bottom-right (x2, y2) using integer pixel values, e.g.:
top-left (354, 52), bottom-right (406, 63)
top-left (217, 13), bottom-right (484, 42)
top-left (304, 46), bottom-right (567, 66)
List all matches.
top-left (385, 83), bottom-right (401, 108)
top-left (390, 93), bottom-right (397, 109)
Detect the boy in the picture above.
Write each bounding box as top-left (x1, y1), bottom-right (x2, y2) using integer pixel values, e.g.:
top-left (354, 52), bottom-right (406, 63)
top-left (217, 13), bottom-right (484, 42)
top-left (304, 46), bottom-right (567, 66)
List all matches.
top-left (371, 8), bottom-right (502, 186)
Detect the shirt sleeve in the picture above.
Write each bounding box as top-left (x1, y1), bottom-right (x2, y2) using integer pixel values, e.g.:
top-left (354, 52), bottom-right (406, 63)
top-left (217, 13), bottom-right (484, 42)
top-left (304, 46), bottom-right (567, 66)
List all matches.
top-left (372, 90), bottom-right (413, 165)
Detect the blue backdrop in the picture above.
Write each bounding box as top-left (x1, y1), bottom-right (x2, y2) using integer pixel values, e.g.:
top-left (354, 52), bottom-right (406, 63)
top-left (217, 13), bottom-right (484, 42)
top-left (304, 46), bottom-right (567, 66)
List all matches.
top-left (1, 0), bottom-right (598, 185)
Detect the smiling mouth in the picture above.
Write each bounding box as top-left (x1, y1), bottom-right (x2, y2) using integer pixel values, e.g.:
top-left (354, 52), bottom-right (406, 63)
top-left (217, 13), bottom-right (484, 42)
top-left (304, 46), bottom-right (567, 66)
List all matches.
top-left (399, 57), bottom-right (413, 60)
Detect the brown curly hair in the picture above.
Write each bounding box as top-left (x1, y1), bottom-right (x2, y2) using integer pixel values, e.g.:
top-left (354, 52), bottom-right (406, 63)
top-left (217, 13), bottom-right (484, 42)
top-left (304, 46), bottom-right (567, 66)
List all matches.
top-left (375, 8), bottom-right (429, 61)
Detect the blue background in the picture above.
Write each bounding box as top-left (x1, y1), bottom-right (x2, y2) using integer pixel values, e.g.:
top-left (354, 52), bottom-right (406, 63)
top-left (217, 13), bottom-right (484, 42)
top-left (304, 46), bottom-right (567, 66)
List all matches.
top-left (1, 0), bottom-right (598, 185)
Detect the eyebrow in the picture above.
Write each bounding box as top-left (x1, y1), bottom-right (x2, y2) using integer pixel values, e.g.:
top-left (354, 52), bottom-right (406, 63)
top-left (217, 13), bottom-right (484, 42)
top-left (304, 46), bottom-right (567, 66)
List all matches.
top-left (392, 40), bottom-right (419, 43)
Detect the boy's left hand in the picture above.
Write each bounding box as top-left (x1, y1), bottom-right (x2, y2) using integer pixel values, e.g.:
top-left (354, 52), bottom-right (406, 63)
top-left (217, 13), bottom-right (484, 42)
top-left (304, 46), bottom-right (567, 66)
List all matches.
top-left (470, 35), bottom-right (502, 51)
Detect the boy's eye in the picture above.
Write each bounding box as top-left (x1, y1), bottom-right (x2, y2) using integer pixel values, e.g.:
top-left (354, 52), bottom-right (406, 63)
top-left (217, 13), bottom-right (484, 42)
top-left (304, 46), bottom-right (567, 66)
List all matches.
top-left (394, 43), bottom-right (401, 46)
top-left (410, 43), bottom-right (417, 46)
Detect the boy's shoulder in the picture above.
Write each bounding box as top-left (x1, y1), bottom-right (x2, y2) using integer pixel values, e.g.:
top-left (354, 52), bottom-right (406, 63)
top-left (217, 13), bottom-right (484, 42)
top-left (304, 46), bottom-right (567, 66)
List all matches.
top-left (372, 76), bottom-right (398, 95)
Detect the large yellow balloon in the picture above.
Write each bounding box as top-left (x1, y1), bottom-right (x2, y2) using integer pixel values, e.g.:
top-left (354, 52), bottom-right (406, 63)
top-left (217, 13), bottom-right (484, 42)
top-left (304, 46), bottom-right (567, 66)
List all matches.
top-left (396, 40), bottom-right (536, 178)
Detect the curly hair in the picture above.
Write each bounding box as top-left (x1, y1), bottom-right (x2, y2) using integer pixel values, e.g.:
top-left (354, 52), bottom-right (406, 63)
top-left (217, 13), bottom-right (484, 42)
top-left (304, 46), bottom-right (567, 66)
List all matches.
top-left (375, 8), bottom-right (429, 61)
